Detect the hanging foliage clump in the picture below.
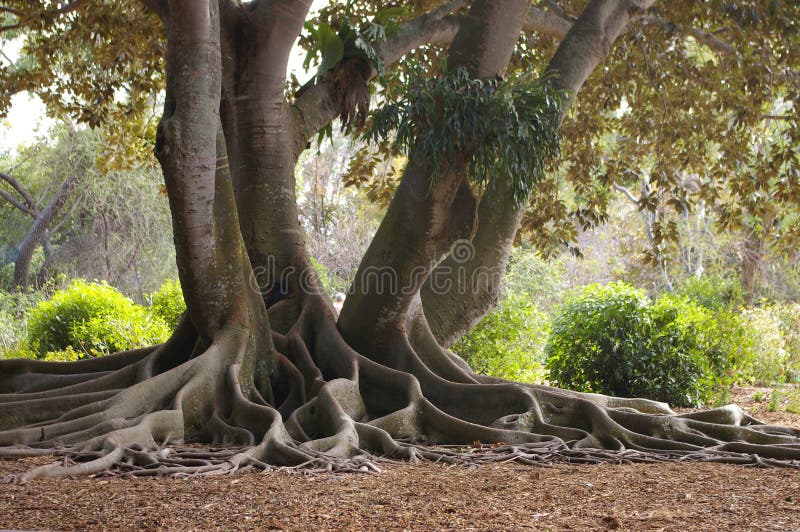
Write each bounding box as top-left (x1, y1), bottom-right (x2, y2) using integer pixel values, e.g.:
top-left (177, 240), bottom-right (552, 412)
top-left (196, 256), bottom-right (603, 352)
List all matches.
top-left (366, 67), bottom-right (563, 205)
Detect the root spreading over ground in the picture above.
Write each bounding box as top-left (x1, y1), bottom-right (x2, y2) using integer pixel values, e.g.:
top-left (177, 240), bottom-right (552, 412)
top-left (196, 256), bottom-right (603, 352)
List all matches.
top-left (1, 295), bottom-right (799, 482)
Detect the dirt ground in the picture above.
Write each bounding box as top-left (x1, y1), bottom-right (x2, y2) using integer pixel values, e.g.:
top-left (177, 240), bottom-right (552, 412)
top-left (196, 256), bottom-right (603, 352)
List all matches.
top-left (1, 387), bottom-right (799, 532)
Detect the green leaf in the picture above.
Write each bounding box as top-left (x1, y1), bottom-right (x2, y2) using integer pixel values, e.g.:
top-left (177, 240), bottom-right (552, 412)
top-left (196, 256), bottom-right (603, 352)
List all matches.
top-left (304, 22), bottom-right (344, 75)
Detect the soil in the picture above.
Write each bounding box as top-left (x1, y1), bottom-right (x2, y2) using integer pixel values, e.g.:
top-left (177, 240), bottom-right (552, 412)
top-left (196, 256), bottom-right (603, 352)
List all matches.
top-left (1, 386), bottom-right (799, 532)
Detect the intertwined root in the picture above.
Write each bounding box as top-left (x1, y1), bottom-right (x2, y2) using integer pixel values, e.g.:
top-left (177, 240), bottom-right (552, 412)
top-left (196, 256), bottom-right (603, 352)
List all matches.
top-left (1, 295), bottom-right (799, 481)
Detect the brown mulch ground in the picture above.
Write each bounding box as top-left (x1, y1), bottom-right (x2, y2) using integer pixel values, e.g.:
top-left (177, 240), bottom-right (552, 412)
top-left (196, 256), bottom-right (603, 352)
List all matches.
top-left (1, 387), bottom-right (799, 532)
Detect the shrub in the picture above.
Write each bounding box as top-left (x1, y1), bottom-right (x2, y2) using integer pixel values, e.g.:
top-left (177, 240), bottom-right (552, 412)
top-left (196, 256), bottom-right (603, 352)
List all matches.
top-left (502, 247), bottom-right (568, 311)
top-left (545, 283), bottom-right (719, 406)
top-left (676, 275), bottom-right (744, 312)
top-left (0, 306), bottom-right (21, 354)
top-left (0, 287), bottom-right (55, 359)
top-left (26, 279), bottom-right (170, 358)
top-left (147, 279), bottom-right (186, 330)
top-left (774, 303), bottom-right (800, 383)
top-left (452, 292), bottom-right (550, 383)
top-left (0, 339), bottom-right (38, 360)
top-left (741, 303), bottom-right (800, 384)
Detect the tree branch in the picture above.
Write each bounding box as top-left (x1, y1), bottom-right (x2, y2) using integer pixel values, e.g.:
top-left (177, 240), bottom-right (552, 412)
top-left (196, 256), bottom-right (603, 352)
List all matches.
top-left (612, 182), bottom-right (640, 204)
top-left (419, 0), bottom-right (659, 346)
top-left (0, 189), bottom-right (34, 216)
top-left (543, 0), bottom-right (569, 20)
top-left (522, 6), bottom-right (572, 38)
top-left (0, 171), bottom-right (36, 210)
top-left (13, 175), bottom-right (77, 290)
top-left (291, 0), bottom-right (471, 149)
top-left (640, 15), bottom-right (736, 56)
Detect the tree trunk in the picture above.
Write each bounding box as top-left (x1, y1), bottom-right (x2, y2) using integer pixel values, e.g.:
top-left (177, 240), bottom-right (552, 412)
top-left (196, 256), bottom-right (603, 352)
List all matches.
top-left (741, 227), bottom-right (764, 304)
top-left (421, 0), bottom-right (661, 346)
top-left (12, 176), bottom-right (77, 291)
top-left (340, 0), bottom-right (530, 355)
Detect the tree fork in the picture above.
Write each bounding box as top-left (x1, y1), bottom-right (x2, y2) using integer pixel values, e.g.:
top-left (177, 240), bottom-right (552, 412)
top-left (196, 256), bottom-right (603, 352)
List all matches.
top-left (421, 0), bottom-right (659, 346)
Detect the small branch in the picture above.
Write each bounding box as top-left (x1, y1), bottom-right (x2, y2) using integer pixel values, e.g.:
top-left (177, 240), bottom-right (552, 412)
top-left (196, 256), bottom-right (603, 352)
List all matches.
top-left (0, 189), bottom-right (34, 216)
top-left (640, 15), bottom-right (736, 56)
top-left (0, 171), bottom-right (36, 210)
top-left (523, 6), bottom-right (572, 38)
top-left (612, 182), bottom-right (640, 204)
top-left (292, 0), bottom-right (472, 148)
top-left (0, 23), bottom-right (21, 33)
top-left (0, 6), bottom-right (21, 16)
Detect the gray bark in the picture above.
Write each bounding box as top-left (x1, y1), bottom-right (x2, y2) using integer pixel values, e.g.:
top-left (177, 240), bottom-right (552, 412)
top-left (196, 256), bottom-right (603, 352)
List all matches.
top-left (12, 176), bottom-right (77, 291)
top-left (421, 0), bottom-right (657, 346)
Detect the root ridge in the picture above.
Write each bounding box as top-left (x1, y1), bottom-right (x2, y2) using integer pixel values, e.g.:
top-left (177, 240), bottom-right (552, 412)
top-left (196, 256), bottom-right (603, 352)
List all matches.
top-left (2, 295), bottom-right (799, 481)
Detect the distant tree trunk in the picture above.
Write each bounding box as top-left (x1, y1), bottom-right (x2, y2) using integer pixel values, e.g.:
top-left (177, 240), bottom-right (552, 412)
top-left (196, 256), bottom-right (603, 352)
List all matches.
top-left (741, 227), bottom-right (765, 304)
top-left (12, 175), bottom-right (78, 291)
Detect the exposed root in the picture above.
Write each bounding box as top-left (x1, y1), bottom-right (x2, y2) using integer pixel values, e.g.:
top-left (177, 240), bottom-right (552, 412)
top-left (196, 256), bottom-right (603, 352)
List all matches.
top-left (1, 294), bottom-right (799, 482)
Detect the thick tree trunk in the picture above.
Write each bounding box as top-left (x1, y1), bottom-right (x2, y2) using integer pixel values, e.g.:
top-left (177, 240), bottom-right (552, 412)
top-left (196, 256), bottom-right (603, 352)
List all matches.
top-left (421, 0), bottom-right (658, 346)
top-left (340, 0), bottom-right (530, 355)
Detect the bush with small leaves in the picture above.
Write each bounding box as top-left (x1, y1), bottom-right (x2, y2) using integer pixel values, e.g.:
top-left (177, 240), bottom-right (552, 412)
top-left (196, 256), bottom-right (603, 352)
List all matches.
top-left (147, 279), bottom-right (186, 330)
top-left (545, 283), bottom-right (723, 407)
top-left (26, 279), bottom-right (170, 358)
top-left (676, 275), bottom-right (744, 312)
top-left (741, 304), bottom-right (800, 384)
top-left (453, 292), bottom-right (549, 383)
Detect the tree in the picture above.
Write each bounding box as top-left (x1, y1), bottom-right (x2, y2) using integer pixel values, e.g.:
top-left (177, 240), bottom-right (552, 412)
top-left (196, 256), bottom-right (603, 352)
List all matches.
top-left (0, 124), bottom-right (90, 291)
top-left (1, 0), bottom-right (799, 480)
top-left (0, 124), bottom-right (176, 295)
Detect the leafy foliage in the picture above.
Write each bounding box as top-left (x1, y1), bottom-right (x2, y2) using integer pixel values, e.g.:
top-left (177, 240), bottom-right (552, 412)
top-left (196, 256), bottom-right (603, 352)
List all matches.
top-left (452, 293), bottom-right (549, 383)
top-left (0, 287), bottom-right (51, 353)
top-left (545, 282), bottom-right (744, 406)
top-left (302, 4), bottom-right (409, 130)
top-left (676, 275), bottom-right (745, 312)
top-left (741, 303), bottom-right (800, 385)
top-left (0, 1), bottom-right (164, 170)
top-left (26, 279), bottom-right (169, 358)
top-left (147, 279), bottom-right (185, 330)
top-left (367, 67), bottom-right (562, 205)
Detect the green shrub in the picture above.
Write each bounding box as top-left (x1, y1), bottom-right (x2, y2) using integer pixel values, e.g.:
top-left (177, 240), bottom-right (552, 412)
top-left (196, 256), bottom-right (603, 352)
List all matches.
top-left (676, 275), bottom-right (744, 311)
top-left (0, 306), bottom-right (21, 353)
top-left (655, 295), bottom-right (756, 393)
top-left (452, 292), bottom-right (549, 383)
top-left (739, 303), bottom-right (800, 384)
top-left (0, 286), bottom-right (55, 359)
top-left (545, 282), bottom-right (720, 406)
top-left (26, 279), bottom-right (170, 358)
top-left (502, 247), bottom-right (568, 311)
top-left (0, 339), bottom-right (38, 360)
top-left (770, 303), bottom-right (800, 383)
top-left (147, 279), bottom-right (186, 330)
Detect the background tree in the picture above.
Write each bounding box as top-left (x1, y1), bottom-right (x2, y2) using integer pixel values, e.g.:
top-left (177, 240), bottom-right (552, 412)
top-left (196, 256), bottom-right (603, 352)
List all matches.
top-left (0, 0), bottom-right (799, 481)
top-left (0, 124), bottom-right (176, 295)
